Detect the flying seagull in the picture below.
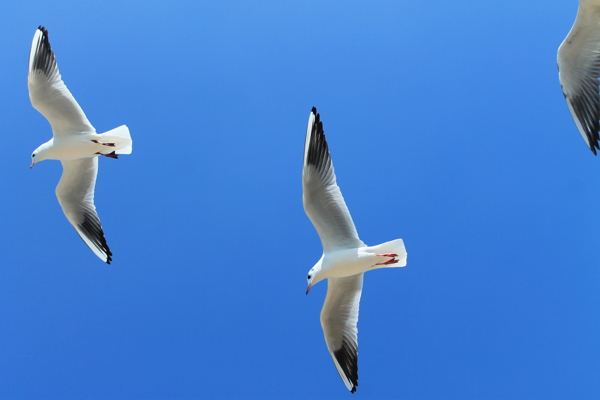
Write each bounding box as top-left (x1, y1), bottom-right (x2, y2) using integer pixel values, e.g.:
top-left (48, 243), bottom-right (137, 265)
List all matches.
top-left (28, 26), bottom-right (132, 263)
top-left (558, 0), bottom-right (600, 154)
top-left (303, 107), bottom-right (407, 393)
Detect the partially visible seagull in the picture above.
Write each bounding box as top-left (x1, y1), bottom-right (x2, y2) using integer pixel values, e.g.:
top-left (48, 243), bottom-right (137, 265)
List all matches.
top-left (302, 107), bottom-right (407, 393)
top-left (28, 26), bottom-right (132, 263)
top-left (558, 0), bottom-right (600, 154)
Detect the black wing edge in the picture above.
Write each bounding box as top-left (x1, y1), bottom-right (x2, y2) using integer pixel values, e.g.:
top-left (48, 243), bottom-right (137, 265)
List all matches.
top-left (333, 339), bottom-right (359, 393)
top-left (30, 26), bottom-right (57, 75)
top-left (569, 93), bottom-right (600, 155)
top-left (305, 107), bottom-right (332, 172)
top-left (78, 211), bottom-right (113, 264)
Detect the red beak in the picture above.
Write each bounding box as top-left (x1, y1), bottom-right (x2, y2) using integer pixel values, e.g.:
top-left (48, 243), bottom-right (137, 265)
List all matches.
top-left (306, 283), bottom-right (313, 295)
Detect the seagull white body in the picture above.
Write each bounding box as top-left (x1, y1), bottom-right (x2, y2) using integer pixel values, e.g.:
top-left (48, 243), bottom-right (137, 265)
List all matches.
top-left (28, 26), bottom-right (132, 263)
top-left (303, 107), bottom-right (407, 393)
top-left (311, 245), bottom-right (405, 281)
top-left (558, 0), bottom-right (600, 154)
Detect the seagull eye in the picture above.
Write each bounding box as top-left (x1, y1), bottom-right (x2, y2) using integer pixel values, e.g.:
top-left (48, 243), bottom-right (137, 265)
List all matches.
top-left (32, 154), bottom-right (35, 158)
top-left (308, 275), bottom-right (311, 280)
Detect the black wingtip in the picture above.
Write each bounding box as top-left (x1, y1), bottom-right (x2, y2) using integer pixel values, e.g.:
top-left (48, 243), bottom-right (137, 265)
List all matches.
top-left (104, 249), bottom-right (113, 265)
top-left (568, 95), bottom-right (600, 155)
top-left (306, 108), bottom-right (328, 170)
top-left (37, 26), bottom-right (50, 45)
top-left (333, 339), bottom-right (359, 393)
top-left (79, 212), bottom-right (113, 265)
top-left (31, 25), bottom-right (55, 75)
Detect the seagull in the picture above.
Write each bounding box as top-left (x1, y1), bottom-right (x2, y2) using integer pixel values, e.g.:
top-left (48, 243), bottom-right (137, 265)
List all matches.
top-left (303, 107), bottom-right (407, 393)
top-left (28, 26), bottom-right (132, 264)
top-left (558, 0), bottom-right (600, 154)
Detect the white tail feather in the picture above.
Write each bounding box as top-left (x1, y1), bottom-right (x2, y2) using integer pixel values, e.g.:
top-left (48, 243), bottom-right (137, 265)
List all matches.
top-left (99, 125), bottom-right (132, 154)
top-left (367, 239), bottom-right (407, 267)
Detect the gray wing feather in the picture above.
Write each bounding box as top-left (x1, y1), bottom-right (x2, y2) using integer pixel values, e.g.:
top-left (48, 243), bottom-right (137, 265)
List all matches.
top-left (320, 274), bottom-right (363, 393)
top-left (28, 26), bottom-right (94, 136)
top-left (302, 108), bottom-right (364, 252)
top-left (56, 158), bottom-right (112, 263)
top-left (558, 7), bottom-right (600, 154)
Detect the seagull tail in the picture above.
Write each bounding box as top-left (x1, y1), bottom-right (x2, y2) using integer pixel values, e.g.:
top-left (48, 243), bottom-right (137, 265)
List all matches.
top-left (100, 125), bottom-right (132, 155)
top-left (367, 239), bottom-right (407, 267)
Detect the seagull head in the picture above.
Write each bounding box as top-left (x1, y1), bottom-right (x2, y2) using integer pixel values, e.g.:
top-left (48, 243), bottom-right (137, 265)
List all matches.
top-left (30, 143), bottom-right (50, 168)
top-left (306, 260), bottom-right (324, 294)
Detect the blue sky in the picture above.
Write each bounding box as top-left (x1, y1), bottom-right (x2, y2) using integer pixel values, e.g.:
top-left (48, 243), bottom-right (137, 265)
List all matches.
top-left (1, 1), bottom-right (600, 399)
